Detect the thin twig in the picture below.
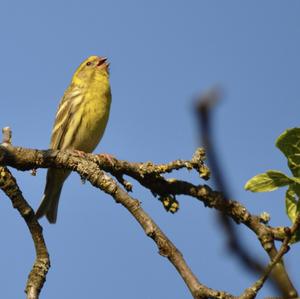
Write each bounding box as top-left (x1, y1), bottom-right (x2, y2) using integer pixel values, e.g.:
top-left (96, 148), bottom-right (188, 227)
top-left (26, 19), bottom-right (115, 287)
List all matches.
top-left (0, 128), bottom-right (50, 299)
top-left (84, 168), bottom-right (234, 299)
top-left (240, 215), bottom-right (300, 299)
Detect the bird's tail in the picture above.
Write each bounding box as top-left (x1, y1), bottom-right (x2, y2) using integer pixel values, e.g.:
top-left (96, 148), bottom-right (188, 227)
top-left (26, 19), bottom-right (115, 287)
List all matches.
top-left (36, 169), bottom-right (70, 223)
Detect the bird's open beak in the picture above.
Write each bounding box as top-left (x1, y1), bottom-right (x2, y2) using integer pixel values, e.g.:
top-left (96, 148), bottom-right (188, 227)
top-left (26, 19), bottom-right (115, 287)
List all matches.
top-left (97, 57), bottom-right (108, 67)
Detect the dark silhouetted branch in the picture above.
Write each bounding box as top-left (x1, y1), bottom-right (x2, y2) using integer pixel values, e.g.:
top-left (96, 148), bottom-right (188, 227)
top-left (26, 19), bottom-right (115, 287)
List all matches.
top-left (194, 88), bottom-right (297, 298)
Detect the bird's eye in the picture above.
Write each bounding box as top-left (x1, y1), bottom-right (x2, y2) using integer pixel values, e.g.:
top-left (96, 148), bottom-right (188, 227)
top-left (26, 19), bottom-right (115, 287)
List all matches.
top-left (86, 61), bottom-right (92, 66)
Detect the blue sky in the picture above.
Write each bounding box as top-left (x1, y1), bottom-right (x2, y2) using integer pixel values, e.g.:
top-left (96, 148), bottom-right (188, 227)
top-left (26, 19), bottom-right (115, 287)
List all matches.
top-left (0, 1), bottom-right (300, 298)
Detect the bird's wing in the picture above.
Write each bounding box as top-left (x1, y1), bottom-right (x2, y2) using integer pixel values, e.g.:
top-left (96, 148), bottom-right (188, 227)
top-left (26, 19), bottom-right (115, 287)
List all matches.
top-left (50, 85), bottom-right (83, 150)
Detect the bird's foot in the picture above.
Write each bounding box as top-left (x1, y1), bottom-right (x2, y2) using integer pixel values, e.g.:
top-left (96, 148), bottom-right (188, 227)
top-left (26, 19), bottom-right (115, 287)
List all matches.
top-left (98, 153), bottom-right (115, 166)
top-left (73, 149), bottom-right (87, 158)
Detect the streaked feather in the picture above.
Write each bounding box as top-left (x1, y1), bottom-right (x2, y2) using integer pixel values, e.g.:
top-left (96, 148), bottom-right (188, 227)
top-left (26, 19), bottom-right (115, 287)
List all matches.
top-left (36, 56), bottom-right (111, 223)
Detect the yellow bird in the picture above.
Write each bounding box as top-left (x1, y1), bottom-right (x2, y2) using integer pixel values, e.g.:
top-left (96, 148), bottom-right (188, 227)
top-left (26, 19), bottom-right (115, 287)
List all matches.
top-left (36, 56), bottom-right (112, 223)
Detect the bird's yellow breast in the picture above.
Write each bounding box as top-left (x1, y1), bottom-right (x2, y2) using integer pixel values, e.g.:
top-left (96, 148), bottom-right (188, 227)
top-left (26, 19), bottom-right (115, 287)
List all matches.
top-left (66, 73), bottom-right (111, 152)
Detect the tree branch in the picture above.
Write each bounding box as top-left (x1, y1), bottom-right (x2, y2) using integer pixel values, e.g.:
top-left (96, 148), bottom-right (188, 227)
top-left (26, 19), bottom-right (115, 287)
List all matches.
top-left (0, 143), bottom-right (235, 299)
top-left (240, 215), bottom-right (300, 299)
top-left (0, 142), bottom-right (298, 298)
top-left (0, 130), bottom-right (50, 299)
top-left (0, 165), bottom-right (50, 298)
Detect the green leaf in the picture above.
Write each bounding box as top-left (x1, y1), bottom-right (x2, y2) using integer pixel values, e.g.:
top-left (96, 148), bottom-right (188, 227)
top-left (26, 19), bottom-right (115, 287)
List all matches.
top-left (276, 128), bottom-right (300, 177)
top-left (245, 170), bottom-right (291, 192)
top-left (289, 176), bottom-right (300, 186)
top-left (290, 182), bottom-right (300, 198)
top-left (290, 231), bottom-right (300, 244)
top-left (285, 187), bottom-right (300, 223)
top-left (285, 186), bottom-right (300, 243)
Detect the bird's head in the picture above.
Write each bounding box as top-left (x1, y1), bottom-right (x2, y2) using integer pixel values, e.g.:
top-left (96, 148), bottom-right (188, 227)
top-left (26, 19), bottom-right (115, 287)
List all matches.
top-left (72, 56), bottom-right (110, 87)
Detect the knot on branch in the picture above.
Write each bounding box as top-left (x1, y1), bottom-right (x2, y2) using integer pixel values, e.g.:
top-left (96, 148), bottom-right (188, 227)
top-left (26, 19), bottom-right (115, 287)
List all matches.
top-left (158, 194), bottom-right (179, 213)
